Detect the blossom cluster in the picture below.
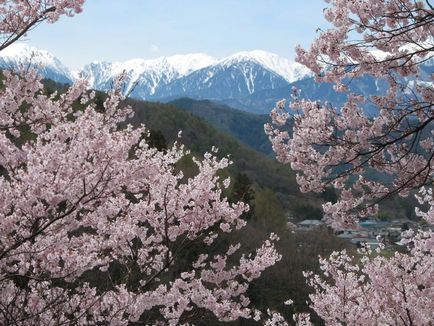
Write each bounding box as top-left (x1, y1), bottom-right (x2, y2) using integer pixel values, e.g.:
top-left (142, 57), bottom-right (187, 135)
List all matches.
top-left (0, 0), bottom-right (84, 51)
top-left (306, 230), bottom-right (434, 325)
top-left (0, 69), bottom-right (281, 324)
top-left (266, 0), bottom-right (434, 229)
top-left (266, 0), bottom-right (434, 324)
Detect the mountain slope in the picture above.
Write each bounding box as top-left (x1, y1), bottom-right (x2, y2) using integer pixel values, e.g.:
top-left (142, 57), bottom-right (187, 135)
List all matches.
top-left (169, 98), bottom-right (275, 156)
top-left (222, 75), bottom-right (390, 115)
top-left (223, 59), bottom-right (434, 115)
top-left (0, 43), bottom-right (73, 83)
top-left (0, 44), bottom-right (311, 106)
top-left (80, 54), bottom-right (216, 98)
top-left (219, 50), bottom-right (310, 83)
top-left (124, 97), bottom-right (413, 220)
top-left (81, 50), bottom-right (306, 101)
top-left (5, 43), bottom-right (431, 117)
top-left (159, 58), bottom-right (290, 100)
top-left (125, 99), bottom-right (296, 192)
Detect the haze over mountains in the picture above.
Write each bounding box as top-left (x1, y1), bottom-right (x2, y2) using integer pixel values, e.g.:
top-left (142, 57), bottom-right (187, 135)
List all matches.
top-left (2, 43), bottom-right (433, 115)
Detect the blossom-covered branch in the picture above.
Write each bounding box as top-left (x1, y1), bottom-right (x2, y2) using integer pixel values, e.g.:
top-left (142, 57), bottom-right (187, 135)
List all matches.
top-left (266, 0), bottom-right (434, 229)
top-left (0, 0), bottom-right (84, 51)
top-left (0, 1), bottom-right (281, 324)
top-left (266, 0), bottom-right (434, 324)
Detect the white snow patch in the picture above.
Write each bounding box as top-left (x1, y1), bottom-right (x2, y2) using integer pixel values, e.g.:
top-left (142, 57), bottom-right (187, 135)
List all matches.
top-left (218, 50), bottom-right (312, 82)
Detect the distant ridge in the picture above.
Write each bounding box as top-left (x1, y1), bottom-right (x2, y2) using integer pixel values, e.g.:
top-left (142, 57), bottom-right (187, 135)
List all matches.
top-left (2, 43), bottom-right (432, 115)
top-left (0, 43), bottom-right (311, 106)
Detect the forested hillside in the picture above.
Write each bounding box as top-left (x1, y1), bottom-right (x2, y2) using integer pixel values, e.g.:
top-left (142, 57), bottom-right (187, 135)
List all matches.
top-left (169, 98), bottom-right (275, 156)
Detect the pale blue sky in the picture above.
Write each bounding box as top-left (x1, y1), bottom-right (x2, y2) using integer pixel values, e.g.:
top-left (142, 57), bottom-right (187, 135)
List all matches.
top-left (24, 0), bottom-right (330, 69)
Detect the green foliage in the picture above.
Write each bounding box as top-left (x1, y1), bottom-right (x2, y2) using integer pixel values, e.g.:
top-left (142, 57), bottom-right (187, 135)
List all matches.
top-left (292, 203), bottom-right (323, 222)
top-left (175, 153), bottom-right (199, 181)
top-left (94, 92), bottom-right (107, 113)
top-left (170, 98), bottom-right (275, 156)
top-left (43, 78), bottom-right (69, 97)
top-left (126, 99), bottom-right (302, 202)
top-left (7, 75), bottom-right (422, 324)
top-left (377, 211), bottom-right (392, 221)
top-left (321, 187), bottom-right (338, 203)
top-left (229, 173), bottom-right (255, 219)
top-left (254, 188), bottom-right (286, 227)
top-left (146, 129), bottom-right (168, 152)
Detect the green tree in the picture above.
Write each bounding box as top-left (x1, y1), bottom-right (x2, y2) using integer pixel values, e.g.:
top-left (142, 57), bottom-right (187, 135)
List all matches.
top-left (254, 188), bottom-right (286, 226)
top-left (146, 129), bottom-right (168, 152)
top-left (230, 173), bottom-right (255, 219)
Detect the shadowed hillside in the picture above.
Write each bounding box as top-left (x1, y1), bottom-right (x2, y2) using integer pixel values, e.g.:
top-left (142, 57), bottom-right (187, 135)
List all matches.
top-left (169, 98), bottom-right (275, 156)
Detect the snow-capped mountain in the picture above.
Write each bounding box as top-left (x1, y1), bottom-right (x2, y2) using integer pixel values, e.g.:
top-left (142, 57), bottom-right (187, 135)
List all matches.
top-left (221, 69), bottom-right (434, 115)
top-left (0, 43), bottom-right (315, 110)
top-left (0, 43), bottom-right (73, 84)
top-left (155, 55), bottom-right (291, 100)
top-left (1, 43), bottom-right (433, 115)
top-left (79, 50), bottom-right (311, 101)
top-left (218, 50), bottom-right (311, 83)
top-left (79, 54), bottom-right (217, 98)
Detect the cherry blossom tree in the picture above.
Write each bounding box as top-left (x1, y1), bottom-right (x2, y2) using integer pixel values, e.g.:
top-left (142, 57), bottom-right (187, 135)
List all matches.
top-left (266, 0), bottom-right (434, 324)
top-left (0, 2), bottom-right (281, 325)
top-left (0, 0), bottom-right (84, 51)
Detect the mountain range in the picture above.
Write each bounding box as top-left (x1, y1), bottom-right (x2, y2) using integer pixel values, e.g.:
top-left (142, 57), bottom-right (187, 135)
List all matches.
top-left (1, 43), bottom-right (433, 115)
top-left (0, 43), bottom-right (310, 111)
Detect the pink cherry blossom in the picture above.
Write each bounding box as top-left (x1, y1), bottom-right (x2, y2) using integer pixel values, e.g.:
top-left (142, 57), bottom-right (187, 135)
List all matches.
top-left (266, 0), bottom-right (434, 324)
top-left (0, 2), bottom-right (281, 324)
top-left (0, 0), bottom-right (84, 51)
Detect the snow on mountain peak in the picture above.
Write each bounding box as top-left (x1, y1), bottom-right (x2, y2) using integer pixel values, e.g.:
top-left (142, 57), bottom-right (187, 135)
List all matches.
top-left (221, 50), bottom-right (311, 82)
top-left (165, 53), bottom-right (217, 76)
top-left (102, 53), bottom-right (217, 78)
top-left (0, 43), bottom-right (73, 82)
top-left (2, 43), bottom-right (53, 62)
top-left (0, 43), bottom-right (314, 102)
top-left (76, 53), bottom-right (218, 96)
top-left (1, 43), bottom-right (310, 85)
